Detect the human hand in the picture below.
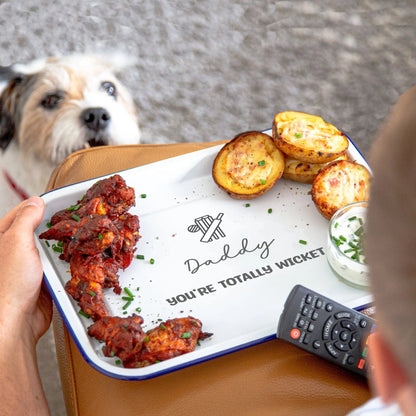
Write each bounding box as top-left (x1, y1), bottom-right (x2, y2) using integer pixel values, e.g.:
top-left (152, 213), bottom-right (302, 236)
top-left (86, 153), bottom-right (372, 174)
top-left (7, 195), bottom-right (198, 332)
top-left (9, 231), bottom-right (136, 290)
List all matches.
top-left (0, 197), bottom-right (52, 347)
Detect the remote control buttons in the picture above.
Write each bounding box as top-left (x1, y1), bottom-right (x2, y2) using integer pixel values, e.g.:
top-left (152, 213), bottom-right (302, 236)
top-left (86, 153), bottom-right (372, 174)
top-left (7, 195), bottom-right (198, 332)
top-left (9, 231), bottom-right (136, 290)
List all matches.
top-left (357, 358), bottom-right (366, 370)
top-left (325, 303), bottom-right (333, 312)
top-left (323, 317), bottom-right (335, 340)
top-left (290, 328), bottom-right (301, 340)
top-left (346, 355), bottom-right (356, 365)
top-left (335, 311), bottom-right (352, 319)
top-left (325, 342), bottom-right (340, 358)
top-left (313, 340), bottom-right (321, 349)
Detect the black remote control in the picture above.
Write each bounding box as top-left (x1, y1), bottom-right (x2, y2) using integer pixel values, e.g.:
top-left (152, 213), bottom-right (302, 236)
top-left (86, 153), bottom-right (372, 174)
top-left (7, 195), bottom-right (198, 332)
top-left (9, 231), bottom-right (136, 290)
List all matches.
top-left (277, 284), bottom-right (376, 377)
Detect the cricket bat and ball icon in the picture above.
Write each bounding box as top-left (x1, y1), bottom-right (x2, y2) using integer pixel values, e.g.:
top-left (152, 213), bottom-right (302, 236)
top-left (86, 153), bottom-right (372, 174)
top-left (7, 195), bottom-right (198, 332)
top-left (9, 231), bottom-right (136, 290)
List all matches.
top-left (188, 213), bottom-right (225, 243)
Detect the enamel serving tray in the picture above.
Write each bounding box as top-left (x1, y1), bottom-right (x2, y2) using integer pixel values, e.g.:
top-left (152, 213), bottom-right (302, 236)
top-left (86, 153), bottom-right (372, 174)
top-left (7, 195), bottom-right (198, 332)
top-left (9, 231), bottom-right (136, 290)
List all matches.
top-left (35, 129), bottom-right (372, 380)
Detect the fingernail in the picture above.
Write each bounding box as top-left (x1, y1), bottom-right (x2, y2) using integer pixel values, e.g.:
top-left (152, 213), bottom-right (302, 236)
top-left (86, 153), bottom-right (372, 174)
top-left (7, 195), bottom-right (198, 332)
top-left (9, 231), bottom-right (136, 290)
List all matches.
top-left (24, 197), bottom-right (44, 208)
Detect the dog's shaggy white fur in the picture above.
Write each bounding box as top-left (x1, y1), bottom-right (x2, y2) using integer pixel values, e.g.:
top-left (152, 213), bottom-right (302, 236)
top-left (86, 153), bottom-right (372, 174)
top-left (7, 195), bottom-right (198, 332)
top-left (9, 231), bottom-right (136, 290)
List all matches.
top-left (0, 54), bottom-right (141, 217)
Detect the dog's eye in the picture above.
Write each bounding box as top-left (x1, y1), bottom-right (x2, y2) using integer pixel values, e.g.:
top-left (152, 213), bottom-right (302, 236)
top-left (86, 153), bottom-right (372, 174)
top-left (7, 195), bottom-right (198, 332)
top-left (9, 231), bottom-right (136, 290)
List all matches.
top-left (101, 81), bottom-right (117, 98)
top-left (41, 93), bottom-right (63, 110)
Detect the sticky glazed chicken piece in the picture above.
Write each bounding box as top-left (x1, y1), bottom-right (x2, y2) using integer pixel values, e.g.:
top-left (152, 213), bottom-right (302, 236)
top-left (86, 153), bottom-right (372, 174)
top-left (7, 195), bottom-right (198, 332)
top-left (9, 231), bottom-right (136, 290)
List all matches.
top-left (87, 314), bottom-right (147, 367)
top-left (113, 213), bottom-right (140, 269)
top-left (66, 214), bottom-right (121, 257)
top-left (83, 174), bottom-right (136, 219)
top-left (65, 255), bottom-right (109, 320)
top-left (132, 317), bottom-right (212, 368)
top-left (49, 174), bottom-right (135, 225)
top-left (38, 218), bottom-right (79, 241)
top-left (69, 252), bottom-right (122, 293)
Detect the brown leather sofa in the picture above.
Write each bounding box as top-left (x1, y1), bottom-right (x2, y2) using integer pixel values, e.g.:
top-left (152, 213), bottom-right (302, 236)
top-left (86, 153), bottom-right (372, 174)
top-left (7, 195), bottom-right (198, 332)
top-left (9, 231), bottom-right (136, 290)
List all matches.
top-left (47, 142), bottom-right (371, 416)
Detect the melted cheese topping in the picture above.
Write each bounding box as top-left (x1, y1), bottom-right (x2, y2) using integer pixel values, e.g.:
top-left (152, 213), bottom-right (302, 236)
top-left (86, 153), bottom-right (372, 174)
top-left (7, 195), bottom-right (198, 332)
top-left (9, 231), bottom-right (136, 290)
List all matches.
top-left (225, 138), bottom-right (273, 188)
top-left (279, 119), bottom-right (342, 150)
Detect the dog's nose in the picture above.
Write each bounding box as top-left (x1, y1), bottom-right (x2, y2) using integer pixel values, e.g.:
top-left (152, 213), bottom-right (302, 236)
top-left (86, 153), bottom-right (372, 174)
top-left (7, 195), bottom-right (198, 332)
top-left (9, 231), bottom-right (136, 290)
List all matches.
top-left (81, 107), bottom-right (111, 131)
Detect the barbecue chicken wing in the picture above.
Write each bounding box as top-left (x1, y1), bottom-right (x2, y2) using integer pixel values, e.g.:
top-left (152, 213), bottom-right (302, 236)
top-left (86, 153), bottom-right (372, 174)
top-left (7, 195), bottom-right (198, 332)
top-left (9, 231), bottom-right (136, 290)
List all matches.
top-left (88, 314), bottom-right (147, 367)
top-left (88, 316), bottom-right (211, 368)
top-left (134, 317), bottom-right (211, 367)
top-left (49, 174), bottom-right (135, 225)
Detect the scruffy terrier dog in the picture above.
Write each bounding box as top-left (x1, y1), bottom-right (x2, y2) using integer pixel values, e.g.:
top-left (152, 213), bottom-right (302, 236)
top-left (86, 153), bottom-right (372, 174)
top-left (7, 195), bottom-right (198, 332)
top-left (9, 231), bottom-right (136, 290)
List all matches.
top-left (0, 54), bottom-right (141, 215)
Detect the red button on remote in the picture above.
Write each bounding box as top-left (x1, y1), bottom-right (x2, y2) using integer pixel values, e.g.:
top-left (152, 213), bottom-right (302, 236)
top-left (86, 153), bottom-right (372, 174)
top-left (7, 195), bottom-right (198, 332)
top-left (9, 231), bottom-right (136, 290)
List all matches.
top-left (290, 328), bottom-right (301, 339)
top-left (357, 358), bottom-right (366, 370)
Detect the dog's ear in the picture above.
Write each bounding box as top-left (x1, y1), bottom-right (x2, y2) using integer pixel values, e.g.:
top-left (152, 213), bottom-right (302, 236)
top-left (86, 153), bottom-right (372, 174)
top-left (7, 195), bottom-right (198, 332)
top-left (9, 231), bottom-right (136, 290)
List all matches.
top-left (0, 74), bottom-right (24, 151)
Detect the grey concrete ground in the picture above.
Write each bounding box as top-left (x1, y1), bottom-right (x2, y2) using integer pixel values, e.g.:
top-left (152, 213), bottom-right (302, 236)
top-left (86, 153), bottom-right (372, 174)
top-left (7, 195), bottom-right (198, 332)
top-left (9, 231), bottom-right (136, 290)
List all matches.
top-left (1, 1), bottom-right (416, 414)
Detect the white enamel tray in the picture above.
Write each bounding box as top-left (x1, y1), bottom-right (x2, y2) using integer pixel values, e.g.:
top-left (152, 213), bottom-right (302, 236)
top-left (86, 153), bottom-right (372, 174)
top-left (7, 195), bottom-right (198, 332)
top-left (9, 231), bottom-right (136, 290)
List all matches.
top-left (35, 130), bottom-right (372, 380)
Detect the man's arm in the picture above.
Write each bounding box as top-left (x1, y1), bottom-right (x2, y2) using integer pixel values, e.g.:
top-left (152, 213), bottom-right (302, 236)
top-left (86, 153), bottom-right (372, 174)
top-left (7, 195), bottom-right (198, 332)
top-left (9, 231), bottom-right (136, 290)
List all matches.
top-left (0, 197), bottom-right (52, 416)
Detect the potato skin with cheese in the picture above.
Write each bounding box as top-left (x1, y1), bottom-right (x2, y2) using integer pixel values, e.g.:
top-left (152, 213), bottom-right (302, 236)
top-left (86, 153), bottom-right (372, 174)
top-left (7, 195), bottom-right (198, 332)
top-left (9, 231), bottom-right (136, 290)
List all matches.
top-left (311, 160), bottom-right (371, 220)
top-left (283, 153), bottom-right (348, 184)
top-left (212, 131), bottom-right (285, 199)
top-left (273, 111), bottom-right (349, 164)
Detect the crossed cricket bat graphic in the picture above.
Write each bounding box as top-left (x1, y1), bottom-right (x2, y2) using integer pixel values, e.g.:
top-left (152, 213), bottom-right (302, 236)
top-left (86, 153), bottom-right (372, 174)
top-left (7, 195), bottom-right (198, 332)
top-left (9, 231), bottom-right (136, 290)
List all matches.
top-left (188, 213), bottom-right (225, 243)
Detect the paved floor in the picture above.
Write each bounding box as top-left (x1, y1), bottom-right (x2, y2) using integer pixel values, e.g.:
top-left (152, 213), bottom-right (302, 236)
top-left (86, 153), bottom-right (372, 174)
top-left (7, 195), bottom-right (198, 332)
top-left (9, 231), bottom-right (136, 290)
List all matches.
top-left (1, 1), bottom-right (416, 414)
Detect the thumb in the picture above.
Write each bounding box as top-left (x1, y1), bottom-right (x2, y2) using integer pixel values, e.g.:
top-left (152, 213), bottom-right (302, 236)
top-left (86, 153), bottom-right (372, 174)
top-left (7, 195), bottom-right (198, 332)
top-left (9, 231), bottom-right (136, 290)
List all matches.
top-left (10, 197), bottom-right (45, 237)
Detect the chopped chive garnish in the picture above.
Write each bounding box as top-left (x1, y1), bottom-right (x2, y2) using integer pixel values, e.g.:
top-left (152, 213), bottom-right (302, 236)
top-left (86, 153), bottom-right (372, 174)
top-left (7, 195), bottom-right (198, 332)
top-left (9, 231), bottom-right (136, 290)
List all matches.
top-left (57, 241), bottom-right (63, 247)
top-left (268, 208), bottom-right (273, 214)
top-left (45, 240), bottom-right (50, 247)
top-left (122, 296), bottom-right (134, 301)
top-left (136, 254), bottom-right (145, 260)
top-left (258, 160), bottom-right (266, 166)
top-left (141, 194), bottom-right (147, 198)
top-left (79, 310), bottom-right (90, 319)
top-left (339, 235), bottom-right (347, 242)
top-left (52, 245), bottom-right (63, 253)
top-left (245, 203), bottom-right (250, 207)
top-left (354, 226), bottom-right (364, 236)
top-left (123, 311), bottom-right (128, 315)
top-left (115, 359), bottom-right (122, 365)
top-left (259, 179), bottom-right (266, 185)
top-left (181, 332), bottom-right (192, 339)
top-left (66, 203), bottom-right (82, 212)
top-left (299, 240), bottom-right (307, 245)
top-left (136, 307), bottom-right (142, 313)
top-left (80, 194), bottom-right (85, 201)
top-left (334, 222), bottom-right (339, 228)
top-left (295, 133), bottom-right (302, 138)
top-left (150, 258), bottom-right (155, 264)
top-left (332, 236), bottom-right (341, 246)
top-left (348, 216), bottom-right (357, 221)
top-left (122, 301), bottom-right (132, 310)
top-left (89, 291), bottom-right (96, 297)
top-left (160, 324), bottom-right (166, 330)
top-left (46, 222), bottom-right (52, 228)
top-left (72, 214), bottom-right (81, 222)
top-left (158, 318), bottom-right (163, 322)
top-left (124, 287), bottom-right (134, 298)
top-left (343, 248), bottom-right (355, 253)
top-left (98, 234), bottom-right (103, 240)
top-left (110, 351), bottom-right (115, 357)
top-left (144, 336), bottom-right (149, 342)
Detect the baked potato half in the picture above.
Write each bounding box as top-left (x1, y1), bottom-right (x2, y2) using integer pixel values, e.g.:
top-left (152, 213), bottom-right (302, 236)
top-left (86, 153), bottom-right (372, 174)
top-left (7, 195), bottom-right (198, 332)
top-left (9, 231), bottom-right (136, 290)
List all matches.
top-left (311, 160), bottom-right (371, 220)
top-left (212, 131), bottom-right (285, 199)
top-left (283, 153), bottom-right (348, 184)
top-left (272, 111), bottom-right (349, 164)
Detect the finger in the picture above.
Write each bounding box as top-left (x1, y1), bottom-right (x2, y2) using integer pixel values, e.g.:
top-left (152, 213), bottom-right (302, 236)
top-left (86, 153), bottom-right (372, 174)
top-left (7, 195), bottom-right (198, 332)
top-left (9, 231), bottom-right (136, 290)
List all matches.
top-left (0, 199), bottom-right (29, 234)
top-left (6, 197), bottom-right (45, 240)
